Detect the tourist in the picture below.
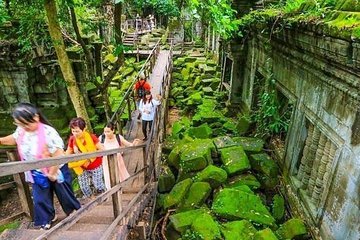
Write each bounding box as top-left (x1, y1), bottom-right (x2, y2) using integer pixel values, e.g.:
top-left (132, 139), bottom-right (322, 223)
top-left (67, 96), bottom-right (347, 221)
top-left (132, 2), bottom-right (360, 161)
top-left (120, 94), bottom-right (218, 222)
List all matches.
top-left (139, 91), bottom-right (162, 140)
top-left (0, 103), bottom-right (80, 230)
top-left (134, 72), bottom-right (151, 119)
top-left (100, 122), bottom-right (141, 190)
top-left (66, 117), bottom-right (106, 199)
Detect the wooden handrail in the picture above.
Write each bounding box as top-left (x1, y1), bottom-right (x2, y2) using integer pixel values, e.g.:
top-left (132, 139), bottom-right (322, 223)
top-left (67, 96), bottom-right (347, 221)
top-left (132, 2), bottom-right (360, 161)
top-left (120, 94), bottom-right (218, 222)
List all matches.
top-left (0, 144), bottom-right (145, 177)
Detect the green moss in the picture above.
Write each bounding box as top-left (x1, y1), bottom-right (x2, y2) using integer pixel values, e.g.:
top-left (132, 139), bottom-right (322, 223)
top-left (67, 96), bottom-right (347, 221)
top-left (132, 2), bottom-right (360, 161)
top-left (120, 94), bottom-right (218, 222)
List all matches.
top-left (249, 153), bottom-right (279, 189)
top-left (212, 188), bottom-right (276, 226)
top-left (185, 123), bottom-right (213, 139)
top-left (194, 165), bottom-right (228, 188)
top-left (0, 221), bottom-right (21, 233)
top-left (169, 209), bottom-right (206, 233)
top-left (158, 166), bottom-right (176, 193)
top-left (178, 182), bottom-right (212, 211)
top-left (221, 220), bottom-right (257, 240)
top-left (212, 136), bottom-right (237, 150)
top-left (219, 146), bottom-right (251, 176)
top-left (164, 178), bottom-right (193, 209)
top-left (254, 228), bottom-right (279, 240)
top-left (190, 212), bottom-right (222, 240)
top-left (232, 137), bottom-right (265, 153)
top-left (226, 174), bottom-right (261, 190)
top-left (276, 218), bottom-right (307, 239)
top-left (179, 139), bottom-right (214, 172)
top-left (272, 194), bottom-right (285, 222)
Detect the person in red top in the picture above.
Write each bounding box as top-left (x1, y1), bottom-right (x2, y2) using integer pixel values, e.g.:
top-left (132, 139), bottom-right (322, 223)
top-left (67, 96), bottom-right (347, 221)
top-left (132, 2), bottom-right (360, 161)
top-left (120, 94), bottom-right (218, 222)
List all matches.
top-left (134, 72), bottom-right (151, 119)
top-left (66, 117), bottom-right (105, 198)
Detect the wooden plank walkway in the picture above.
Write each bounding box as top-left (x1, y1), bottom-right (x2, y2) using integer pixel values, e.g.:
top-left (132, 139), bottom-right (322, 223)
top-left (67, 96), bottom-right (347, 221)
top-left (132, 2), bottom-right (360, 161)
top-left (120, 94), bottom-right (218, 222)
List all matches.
top-left (124, 50), bottom-right (170, 191)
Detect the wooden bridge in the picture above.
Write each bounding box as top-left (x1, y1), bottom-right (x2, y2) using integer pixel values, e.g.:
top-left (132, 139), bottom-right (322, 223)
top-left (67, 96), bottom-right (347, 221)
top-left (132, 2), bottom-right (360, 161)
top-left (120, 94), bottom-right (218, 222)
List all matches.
top-left (0, 40), bottom-right (173, 240)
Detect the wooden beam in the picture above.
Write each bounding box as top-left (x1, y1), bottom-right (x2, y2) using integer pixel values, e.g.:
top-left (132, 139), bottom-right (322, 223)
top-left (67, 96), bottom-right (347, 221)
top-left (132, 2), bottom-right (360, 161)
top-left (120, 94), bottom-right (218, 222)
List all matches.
top-left (0, 181), bottom-right (15, 191)
top-left (108, 153), bottom-right (122, 217)
top-left (7, 152), bottom-right (33, 219)
top-left (0, 144), bottom-right (146, 177)
top-left (0, 212), bottom-right (24, 226)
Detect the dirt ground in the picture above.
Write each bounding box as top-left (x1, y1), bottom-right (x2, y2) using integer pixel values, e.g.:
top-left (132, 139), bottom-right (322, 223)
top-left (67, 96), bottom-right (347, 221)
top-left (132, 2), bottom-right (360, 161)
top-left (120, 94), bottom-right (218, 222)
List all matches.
top-left (0, 189), bottom-right (23, 222)
top-left (166, 107), bottom-right (182, 135)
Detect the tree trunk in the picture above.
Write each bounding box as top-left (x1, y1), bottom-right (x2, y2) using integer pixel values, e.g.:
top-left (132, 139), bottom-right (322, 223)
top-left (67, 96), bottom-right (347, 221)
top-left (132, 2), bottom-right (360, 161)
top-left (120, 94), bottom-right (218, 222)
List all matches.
top-left (102, 0), bottom-right (114, 44)
top-left (44, 0), bottom-right (92, 131)
top-left (69, 6), bottom-right (95, 83)
top-left (100, 1), bottom-right (124, 119)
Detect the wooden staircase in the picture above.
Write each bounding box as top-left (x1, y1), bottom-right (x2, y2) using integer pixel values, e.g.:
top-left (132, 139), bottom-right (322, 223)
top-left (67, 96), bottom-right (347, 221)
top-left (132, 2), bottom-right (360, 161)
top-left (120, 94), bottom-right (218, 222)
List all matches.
top-left (123, 33), bottom-right (138, 47)
top-left (0, 188), bottom-right (155, 240)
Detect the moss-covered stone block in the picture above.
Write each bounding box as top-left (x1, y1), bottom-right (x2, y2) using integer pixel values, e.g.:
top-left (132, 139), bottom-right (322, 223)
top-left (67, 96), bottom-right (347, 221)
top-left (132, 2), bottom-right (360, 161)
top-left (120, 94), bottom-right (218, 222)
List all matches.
top-left (220, 146), bottom-right (250, 175)
top-left (221, 220), bottom-right (257, 240)
top-left (158, 166), bottom-right (176, 193)
top-left (211, 188), bottom-right (276, 226)
top-left (212, 136), bottom-right (237, 150)
top-left (174, 117), bottom-right (191, 135)
top-left (249, 153), bottom-right (279, 188)
top-left (178, 182), bottom-right (212, 211)
top-left (186, 92), bottom-right (203, 106)
top-left (171, 87), bottom-right (184, 98)
top-left (236, 115), bottom-right (251, 135)
top-left (164, 178), bottom-right (193, 209)
top-left (203, 86), bottom-right (214, 96)
top-left (163, 137), bottom-right (178, 155)
top-left (272, 194), bottom-right (285, 222)
top-left (168, 137), bottom-right (194, 168)
top-left (185, 123), bottom-right (213, 139)
top-left (179, 139), bottom-right (214, 173)
top-left (254, 228), bottom-right (279, 240)
top-left (169, 209), bottom-right (206, 233)
top-left (232, 137), bottom-right (265, 153)
top-left (226, 174), bottom-right (261, 190)
top-left (194, 165), bottom-right (228, 188)
top-left (177, 169), bottom-right (198, 183)
top-left (276, 218), bottom-right (307, 239)
top-left (223, 120), bottom-right (238, 134)
top-left (156, 194), bottom-right (167, 211)
top-left (227, 184), bottom-right (254, 194)
top-left (190, 212), bottom-right (222, 240)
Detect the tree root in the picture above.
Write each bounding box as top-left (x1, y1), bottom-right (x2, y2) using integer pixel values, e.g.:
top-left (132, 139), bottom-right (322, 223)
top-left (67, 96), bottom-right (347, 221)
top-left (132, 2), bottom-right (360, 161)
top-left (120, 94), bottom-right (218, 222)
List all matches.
top-left (161, 209), bottom-right (175, 240)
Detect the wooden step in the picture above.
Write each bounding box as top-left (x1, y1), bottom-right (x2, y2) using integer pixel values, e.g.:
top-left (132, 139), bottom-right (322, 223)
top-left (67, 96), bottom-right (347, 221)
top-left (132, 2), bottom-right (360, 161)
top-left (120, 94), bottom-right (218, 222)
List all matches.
top-left (49, 230), bottom-right (103, 240)
top-left (0, 229), bottom-right (102, 240)
top-left (67, 223), bottom-right (109, 232)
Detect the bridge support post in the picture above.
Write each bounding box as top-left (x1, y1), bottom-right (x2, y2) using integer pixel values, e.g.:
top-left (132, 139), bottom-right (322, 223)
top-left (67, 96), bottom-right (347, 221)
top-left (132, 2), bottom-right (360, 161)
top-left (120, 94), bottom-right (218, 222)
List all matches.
top-left (108, 153), bottom-right (122, 218)
top-left (7, 151), bottom-right (34, 219)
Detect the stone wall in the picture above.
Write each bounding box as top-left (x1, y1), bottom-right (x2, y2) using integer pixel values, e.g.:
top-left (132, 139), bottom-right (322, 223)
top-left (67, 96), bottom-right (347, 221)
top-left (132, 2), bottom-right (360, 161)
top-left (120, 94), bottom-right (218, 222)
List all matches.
top-left (0, 41), bottom-right (77, 137)
top-left (229, 25), bottom-right (360, 239)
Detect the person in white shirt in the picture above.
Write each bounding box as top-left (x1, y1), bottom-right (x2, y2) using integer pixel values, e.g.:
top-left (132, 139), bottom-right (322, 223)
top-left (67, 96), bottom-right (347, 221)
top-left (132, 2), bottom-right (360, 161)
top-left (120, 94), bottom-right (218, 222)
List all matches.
top-left (139, 91), bottom-right (161, 140)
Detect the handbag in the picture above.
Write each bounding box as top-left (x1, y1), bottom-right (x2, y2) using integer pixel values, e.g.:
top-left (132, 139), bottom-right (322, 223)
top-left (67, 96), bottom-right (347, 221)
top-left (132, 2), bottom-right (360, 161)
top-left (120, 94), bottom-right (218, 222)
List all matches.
top-left (31, 170), bottom-right (50, 188)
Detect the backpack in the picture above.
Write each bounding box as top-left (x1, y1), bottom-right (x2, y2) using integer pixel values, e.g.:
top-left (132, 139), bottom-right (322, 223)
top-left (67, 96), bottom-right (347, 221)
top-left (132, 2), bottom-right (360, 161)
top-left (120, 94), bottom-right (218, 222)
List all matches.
top-left (137, 81), bottom-right (146, 98)
top-left (100, 134), bottom-right (121, 146)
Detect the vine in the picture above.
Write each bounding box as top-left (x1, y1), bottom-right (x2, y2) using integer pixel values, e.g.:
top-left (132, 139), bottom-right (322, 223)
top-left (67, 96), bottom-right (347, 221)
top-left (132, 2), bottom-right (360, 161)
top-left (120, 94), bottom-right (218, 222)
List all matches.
top-left (251, 73), bottom-right (292, 140)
